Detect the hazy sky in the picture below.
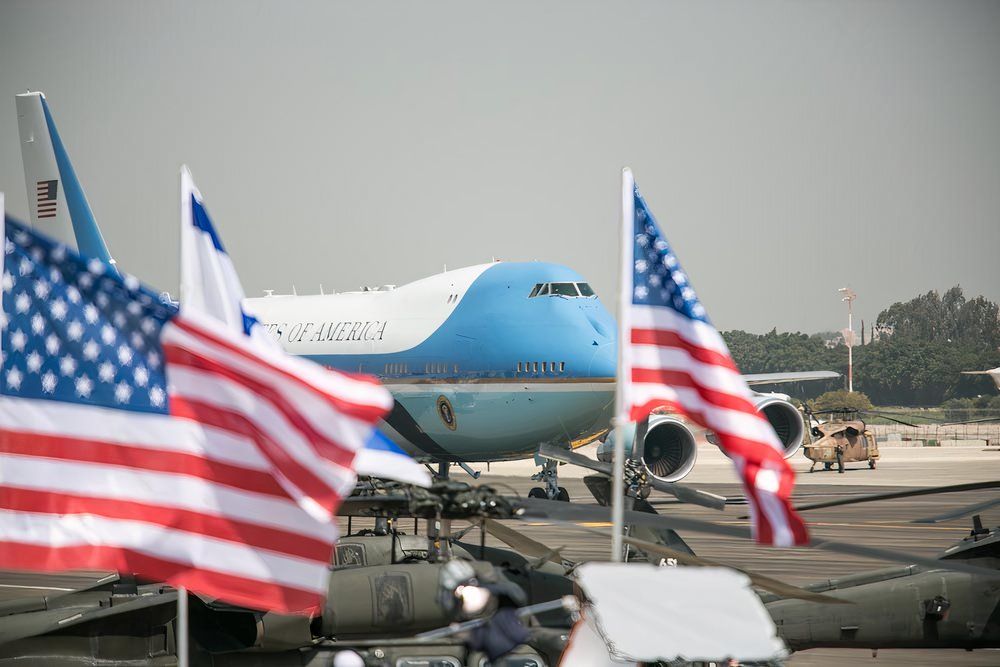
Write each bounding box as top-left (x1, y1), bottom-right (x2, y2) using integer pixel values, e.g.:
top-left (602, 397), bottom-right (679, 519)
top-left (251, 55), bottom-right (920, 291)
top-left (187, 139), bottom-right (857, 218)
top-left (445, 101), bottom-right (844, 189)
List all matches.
top-left (1, 1), bottom-right (998, 333)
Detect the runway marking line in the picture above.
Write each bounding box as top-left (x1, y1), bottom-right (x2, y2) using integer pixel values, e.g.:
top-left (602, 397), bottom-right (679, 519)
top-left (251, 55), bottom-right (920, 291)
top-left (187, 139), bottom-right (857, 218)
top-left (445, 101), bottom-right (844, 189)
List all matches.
top-left (521, 521), bottom-right (613, 528)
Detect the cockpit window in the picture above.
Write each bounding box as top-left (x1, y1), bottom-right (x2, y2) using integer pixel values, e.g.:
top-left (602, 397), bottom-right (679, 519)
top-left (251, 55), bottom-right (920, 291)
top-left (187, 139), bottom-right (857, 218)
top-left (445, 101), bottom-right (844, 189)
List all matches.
top-left (550, 282), bottom-right (579, 297)
top-left (529, 281), bottom-right (596, 298)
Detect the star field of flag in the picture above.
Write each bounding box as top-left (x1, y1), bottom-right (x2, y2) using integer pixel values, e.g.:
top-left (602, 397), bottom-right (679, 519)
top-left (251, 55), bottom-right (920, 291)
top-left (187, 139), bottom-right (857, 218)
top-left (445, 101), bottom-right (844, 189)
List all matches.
top-left (1, 219), bottom-right (177, 413)
top-left (631, 185), bottom-right (710, 324)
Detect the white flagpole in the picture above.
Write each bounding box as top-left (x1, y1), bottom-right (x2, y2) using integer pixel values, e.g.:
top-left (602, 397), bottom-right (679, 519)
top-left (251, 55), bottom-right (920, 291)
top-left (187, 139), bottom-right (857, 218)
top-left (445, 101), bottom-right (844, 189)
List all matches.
top-left (176, 173), bottom-right (190, 666)
top-left (611, 168), bottom-right (635, 562)
top-left (177, 586), bottom-right (189, 666)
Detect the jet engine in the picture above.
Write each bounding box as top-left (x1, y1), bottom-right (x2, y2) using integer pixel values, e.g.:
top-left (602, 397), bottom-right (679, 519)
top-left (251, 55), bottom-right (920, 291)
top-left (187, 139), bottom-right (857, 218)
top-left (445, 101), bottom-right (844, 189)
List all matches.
top-left (752, 393), bottom-right (805, 458)
top-left (597, 415), bottom-right (698, 483)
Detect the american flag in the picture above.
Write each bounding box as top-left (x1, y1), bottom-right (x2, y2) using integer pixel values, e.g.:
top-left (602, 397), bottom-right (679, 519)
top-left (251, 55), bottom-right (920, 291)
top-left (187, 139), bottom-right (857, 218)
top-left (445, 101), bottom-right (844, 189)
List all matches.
top-left (618, 170), bottom-right (808, 546)
top-left (36, 179), bottom-right (58, 219)
top-left (0, 217), bottom-right (392, 612)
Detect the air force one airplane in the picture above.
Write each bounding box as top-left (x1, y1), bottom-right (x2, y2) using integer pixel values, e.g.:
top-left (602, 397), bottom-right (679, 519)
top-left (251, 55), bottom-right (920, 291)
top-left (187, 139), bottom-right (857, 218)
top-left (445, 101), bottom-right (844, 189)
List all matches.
top-left (16, 91), bottom-right (837, 500)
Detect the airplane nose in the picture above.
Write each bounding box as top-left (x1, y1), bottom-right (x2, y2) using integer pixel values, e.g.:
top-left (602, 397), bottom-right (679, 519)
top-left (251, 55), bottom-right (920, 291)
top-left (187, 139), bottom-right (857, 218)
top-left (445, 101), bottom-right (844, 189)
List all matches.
top-left (588, 337), bottom-right (617, 378)
top-left (578, 301), bottom-right (617, 378)
top-left (584, 309), bottom-right (612, 339)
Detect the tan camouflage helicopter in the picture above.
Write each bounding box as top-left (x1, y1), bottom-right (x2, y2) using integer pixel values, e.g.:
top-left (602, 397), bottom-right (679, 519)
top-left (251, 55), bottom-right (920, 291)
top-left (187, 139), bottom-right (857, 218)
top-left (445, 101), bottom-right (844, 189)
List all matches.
top-left (801, 407), bottom-right (883, 474)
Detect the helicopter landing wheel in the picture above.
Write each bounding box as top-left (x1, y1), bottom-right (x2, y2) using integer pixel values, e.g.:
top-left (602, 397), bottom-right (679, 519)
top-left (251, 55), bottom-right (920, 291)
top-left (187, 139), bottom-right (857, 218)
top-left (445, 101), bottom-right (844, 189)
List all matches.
top-left (823, 462), bottom-right (832, 471)
top-left (556, 487), bottom-right (570, 502)
top-left (528, 487), bottom-right (547, 499)
top-left (869, 459), bottom-right (877, 469)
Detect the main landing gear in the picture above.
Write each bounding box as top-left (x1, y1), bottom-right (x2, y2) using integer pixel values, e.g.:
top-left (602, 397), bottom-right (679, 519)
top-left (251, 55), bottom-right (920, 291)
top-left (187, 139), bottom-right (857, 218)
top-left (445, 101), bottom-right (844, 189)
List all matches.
top-left (529, 457), bottom-right (570, 502)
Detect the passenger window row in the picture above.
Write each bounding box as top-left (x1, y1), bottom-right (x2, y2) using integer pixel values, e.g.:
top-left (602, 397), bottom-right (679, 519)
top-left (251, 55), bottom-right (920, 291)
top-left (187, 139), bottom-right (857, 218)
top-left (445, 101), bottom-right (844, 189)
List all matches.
top-left (516, 361), bottom-right (566, 375)
top-left (384, 362), bottom-right (462, 376)
top-left (424, 362), bottom-right (456, 374)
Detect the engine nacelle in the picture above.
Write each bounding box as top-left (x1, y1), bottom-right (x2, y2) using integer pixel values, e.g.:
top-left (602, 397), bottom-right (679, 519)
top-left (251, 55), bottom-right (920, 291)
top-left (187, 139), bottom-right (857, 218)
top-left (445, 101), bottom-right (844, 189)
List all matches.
top-left (596, 415), bottom-right (698, 483)
top-left (753, 393), bottom-right (805, 459)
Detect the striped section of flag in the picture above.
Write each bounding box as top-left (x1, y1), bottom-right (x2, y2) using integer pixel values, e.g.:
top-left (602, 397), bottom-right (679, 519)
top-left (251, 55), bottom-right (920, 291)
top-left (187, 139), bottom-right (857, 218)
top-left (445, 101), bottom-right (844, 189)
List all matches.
top-left (0, 217), bottom-right (393, 612)
top-left (179, 165), bottom-right (430, 488)
top-left (36, 179), bottom-right (57, 219)
top-left (618, 170), bottom-right (808, 546)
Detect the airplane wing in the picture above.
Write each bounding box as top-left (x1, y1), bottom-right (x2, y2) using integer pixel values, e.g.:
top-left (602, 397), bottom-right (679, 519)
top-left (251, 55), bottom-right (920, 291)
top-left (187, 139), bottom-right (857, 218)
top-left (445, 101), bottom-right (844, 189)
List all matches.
top-left (961, 368), bottom-right (1000, 390)
top-left (742, 370), bottom-right (840, 386)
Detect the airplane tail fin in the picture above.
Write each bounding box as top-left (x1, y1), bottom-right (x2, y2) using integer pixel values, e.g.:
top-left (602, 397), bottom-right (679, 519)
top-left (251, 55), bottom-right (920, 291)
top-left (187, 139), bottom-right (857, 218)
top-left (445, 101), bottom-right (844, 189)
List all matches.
top-left (15, 91), bottom-right (115, 268)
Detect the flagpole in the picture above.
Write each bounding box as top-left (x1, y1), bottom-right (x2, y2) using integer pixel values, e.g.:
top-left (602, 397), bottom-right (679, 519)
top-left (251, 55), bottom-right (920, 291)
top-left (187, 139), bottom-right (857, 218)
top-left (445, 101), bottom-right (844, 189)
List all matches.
top-left (611, 168), bottom-right (634, 562)
top-left (177, 586), bottom-right (189, 667)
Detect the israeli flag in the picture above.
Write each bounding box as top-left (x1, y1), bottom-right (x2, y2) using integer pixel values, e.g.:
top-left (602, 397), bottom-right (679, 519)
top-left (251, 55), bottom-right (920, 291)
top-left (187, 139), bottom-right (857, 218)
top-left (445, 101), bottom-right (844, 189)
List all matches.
top-left (179, 166), bottom-right (430, 487)
top-left (355, 429), bottom-right (433, 487)
top-left (179, 166), bottom-right (275, 349)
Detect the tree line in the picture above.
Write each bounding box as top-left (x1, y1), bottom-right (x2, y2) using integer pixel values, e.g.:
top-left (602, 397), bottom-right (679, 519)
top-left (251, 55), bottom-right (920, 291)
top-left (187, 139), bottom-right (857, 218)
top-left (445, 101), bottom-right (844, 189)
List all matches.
top-left (722, 286), bottom-right (1000, 406)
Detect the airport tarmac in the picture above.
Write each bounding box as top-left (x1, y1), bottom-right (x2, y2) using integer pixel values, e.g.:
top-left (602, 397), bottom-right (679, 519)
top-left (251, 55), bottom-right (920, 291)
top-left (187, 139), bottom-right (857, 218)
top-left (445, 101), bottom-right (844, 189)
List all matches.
top-left (0, 446), bottom-right (996, 665)
top-left (474, 445), bottom-right (1000, 666)
top-left (484, 443), bottom-right (1000, 486)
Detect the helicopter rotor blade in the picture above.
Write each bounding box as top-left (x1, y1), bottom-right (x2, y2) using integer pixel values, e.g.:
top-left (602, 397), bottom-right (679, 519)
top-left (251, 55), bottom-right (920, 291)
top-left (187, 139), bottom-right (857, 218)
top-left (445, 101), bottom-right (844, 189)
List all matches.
top-left (539, 444), bottom-right (726, 511)
top-left (449, 523), bottom-right (479, 541)
top-left (912, 496), bottom-right (1000, 524)
top-left (783, 481), bottom-right (1000, 514)
top-left (491, 512), bottom-right (839, 604)
top-left (646, 477), bottom-right (727, 511)
top-left (929, 416), bottom-right (1000, 425)
top-left (867, 414), bottom-right (919, 428)
top-left (563, 521), bottom-right (846, 603)
top-left (483, 518), bottom-right (570, 565)
top-left (516, 497), bottom-right (1000, 579)
top-left (617, 535), bottom-right (849, 605)
top-left (338, 494), bottom-right (411, 516)
top-left (864, 409), bottom-right (945, 426)
top-left (527, 547), bottom-right (567, 571)
top-left (855, 410), bottom-right (921, 428)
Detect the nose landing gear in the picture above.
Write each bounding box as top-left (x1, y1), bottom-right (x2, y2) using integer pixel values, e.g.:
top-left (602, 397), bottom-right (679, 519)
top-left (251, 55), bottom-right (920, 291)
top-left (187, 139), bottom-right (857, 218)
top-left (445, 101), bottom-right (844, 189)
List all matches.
top-left (530, 457), bottom-right (570, 501)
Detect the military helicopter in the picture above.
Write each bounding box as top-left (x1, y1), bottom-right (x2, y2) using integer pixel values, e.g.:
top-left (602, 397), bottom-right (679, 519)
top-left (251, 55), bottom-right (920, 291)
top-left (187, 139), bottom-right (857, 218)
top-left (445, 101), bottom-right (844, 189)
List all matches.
top-left (765, 481), bottom-right (1000, 653)
top-left (801, 407), bottom-right (881, 473)
top-left (2, 479), bottom-right (998, 666)
top-left (502, 480), bottom-right (1000, 656)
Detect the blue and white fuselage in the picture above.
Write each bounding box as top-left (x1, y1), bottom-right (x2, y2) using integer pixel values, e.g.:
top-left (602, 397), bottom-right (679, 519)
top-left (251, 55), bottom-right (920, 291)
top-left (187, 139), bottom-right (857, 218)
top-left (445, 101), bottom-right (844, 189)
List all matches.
top-left (246, 262), bottom-right (617, 462)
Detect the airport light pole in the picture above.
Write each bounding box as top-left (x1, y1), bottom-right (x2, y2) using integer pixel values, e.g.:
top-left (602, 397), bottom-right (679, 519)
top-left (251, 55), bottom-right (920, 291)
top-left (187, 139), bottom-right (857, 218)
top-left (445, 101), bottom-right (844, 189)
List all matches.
top-left (839, 287), bottom-right (856, 392)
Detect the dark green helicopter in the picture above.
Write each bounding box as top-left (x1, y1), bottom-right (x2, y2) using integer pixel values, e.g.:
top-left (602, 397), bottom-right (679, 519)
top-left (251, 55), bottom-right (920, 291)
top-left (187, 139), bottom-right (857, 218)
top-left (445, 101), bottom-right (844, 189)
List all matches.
top-left (538, 437), bottom-right (1000, 657)
top-left (764, 482), bottom-right (1000, 653)
top-left (1, 480), bottom-right (998, 666)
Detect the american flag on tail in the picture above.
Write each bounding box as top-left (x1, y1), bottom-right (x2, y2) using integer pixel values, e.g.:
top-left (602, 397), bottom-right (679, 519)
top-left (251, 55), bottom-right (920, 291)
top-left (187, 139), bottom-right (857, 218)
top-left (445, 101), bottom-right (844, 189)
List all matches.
top-left (0, 216), bottom-right (393, 612)
top-left (36, 179), bottom-right (58, 219)
top-left (617, 170), bottom-right (808, 546)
